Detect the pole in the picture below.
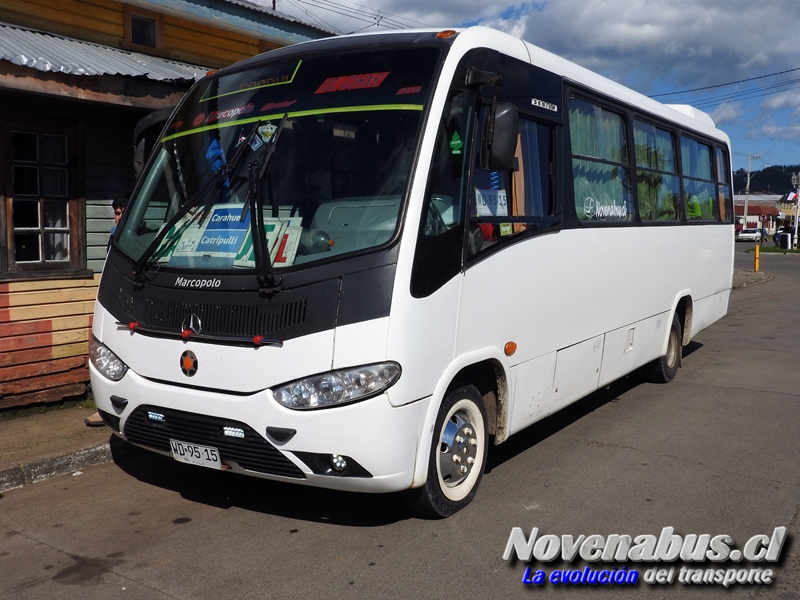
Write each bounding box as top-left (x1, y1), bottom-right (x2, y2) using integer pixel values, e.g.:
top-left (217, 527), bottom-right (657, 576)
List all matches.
top-left (793, 173), bottom-right (800, 249)
top-left (794, 193), bottom-right (800, 249)
top-left (743, 153), bottom-right (753, 229)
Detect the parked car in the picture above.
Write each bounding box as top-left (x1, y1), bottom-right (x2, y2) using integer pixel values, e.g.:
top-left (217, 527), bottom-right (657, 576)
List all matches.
top-left (736, 229), bottom-right (761, 242)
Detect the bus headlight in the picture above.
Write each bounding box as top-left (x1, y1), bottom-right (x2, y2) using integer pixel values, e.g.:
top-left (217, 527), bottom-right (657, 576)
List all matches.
top-left (273, 362), bottom-right (401, 410)
top-left (89, 336), bottom-right (129, 381)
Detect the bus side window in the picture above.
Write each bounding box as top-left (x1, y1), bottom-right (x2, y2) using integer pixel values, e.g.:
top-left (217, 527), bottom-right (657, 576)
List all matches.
top-left (410, 91), bottom-right (472, 297)
top-left (716, 146), bottom-right (733, 222)
top-left (681, 136), bottom-right (717, 221)
top-left (468, 117), bottom-right (557, 257)
top-left (634, 119), bottom-right (681, 222)
top-left (569, 97), bottom-right (634, 223)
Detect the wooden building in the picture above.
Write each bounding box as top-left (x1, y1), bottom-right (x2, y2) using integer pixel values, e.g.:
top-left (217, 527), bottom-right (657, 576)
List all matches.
top-left (0, 0), bottom-right (332, 410)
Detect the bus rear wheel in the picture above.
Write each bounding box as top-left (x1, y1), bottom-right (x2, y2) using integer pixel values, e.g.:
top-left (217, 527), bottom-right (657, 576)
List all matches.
top-left (646, 312), bottom-right (682, 383)
top-left (405, 384), bottom-right (488, 518)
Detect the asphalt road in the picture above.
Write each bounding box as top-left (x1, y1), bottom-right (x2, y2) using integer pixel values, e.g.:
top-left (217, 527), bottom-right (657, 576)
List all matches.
top-left (1, 247), bottom-right (798, 600)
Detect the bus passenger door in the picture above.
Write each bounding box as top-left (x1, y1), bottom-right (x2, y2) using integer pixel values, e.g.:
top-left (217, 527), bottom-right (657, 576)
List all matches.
top-left (456, 111), bottom-right (564, 435)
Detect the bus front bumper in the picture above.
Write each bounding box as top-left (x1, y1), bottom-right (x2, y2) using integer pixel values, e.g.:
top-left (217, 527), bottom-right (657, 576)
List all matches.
top-left (90, 364), bottom-right (429, 494)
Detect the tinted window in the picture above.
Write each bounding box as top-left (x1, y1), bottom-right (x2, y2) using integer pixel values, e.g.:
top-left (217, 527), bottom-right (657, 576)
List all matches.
top-left (120, 48), bottom-right (441, 272)
top-left (681, 136), bottom-right (716, 221)
top-left (716, 146), bottom-right (733, 223)
top-left (569, 97), bottom-right (633, 223)
top-left (468, 116), bottom-right (558, 257)
top-left (634, 120), bottom-right (681, 221)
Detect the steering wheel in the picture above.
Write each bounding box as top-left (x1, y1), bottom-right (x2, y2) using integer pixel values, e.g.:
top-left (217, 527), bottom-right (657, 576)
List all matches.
top-left (290, 193), bottom-right (329, 227)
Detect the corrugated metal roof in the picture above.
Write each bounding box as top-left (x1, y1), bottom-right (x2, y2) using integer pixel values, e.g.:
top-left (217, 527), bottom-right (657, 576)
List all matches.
top-left (0, 22), bottom-right (207, 82)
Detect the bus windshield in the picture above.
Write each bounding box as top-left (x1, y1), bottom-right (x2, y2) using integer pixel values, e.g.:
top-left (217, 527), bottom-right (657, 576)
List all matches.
top-left (118, 47), bottom-right (440, 273)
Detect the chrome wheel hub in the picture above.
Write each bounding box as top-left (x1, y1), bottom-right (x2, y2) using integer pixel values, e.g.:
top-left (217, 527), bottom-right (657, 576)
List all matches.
top-left (438, 411), bottom-right (478, 487)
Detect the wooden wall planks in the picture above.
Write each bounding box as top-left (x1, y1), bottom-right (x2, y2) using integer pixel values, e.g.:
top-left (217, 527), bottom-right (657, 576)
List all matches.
top-left (0, 276), bottom-right (99, 409)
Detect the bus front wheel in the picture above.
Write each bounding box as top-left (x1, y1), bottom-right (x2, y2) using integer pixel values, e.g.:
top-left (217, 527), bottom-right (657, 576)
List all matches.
top-left (405, 384), bottom-right (488, 518)
top-left (646, 313), bottom-right (682, 383)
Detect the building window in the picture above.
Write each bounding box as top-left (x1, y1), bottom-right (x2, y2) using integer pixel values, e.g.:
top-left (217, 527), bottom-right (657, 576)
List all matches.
top-left (1, 115), bottom-right (84, 277)
top-left (124, 6), bottom-right (163, 50)
top-left (131, 15), bottom-right (157, 47)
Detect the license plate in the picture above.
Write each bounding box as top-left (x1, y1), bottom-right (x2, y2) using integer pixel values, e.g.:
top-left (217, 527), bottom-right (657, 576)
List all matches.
top-left (169, 439), bottom-right (221, 470)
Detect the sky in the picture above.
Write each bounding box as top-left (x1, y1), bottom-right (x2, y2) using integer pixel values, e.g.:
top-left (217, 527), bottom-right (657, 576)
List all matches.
top-left (254, 0), bottom-right (800, 185)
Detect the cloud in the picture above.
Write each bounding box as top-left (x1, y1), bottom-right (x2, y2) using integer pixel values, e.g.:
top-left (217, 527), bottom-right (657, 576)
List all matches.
top-left (262, 0), bottom-right (800, 167)
top-left (762, 91), bottom-right (800, 112)
top-left (512, 0), bottom-right (800, 92)
top-left (709, 102), bottom-right (744, 126)
top-left (269, 0), bottom-right (800, 90)
top-left (749, 122), bottom-right (800, 142)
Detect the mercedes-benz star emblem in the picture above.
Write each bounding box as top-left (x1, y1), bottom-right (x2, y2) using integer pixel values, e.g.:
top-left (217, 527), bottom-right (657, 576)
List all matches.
top-left (180, 350), bottom-right (198, 377)
top-left (181, 313), bottom-right (202, 335)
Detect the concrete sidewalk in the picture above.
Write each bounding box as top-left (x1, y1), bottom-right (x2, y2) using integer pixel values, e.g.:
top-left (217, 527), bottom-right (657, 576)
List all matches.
top-left (0, 406), bottom-right (114, 492)
top-left (732, 267), bottom-right (774, 288)
top-left (0, 269), bottom-right (774, 493)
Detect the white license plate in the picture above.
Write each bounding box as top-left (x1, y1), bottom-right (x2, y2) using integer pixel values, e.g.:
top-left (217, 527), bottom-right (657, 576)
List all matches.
top-left (170, 439), bottom-right (221, 470)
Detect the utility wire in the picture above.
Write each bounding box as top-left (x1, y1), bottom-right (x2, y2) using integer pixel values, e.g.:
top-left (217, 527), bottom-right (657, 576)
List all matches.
top-left (651, 66), bottom-right (800, 98)
top-left (283, 0), bottom-right (341, 31)
top-left (294, 0), bottom-right (437, 29)
top-left (664, 77), bottom-right (800, 111)
top-left (270, 0), bottom-right (438, 33)
top-left (685, 76), bottom-right (800, 106)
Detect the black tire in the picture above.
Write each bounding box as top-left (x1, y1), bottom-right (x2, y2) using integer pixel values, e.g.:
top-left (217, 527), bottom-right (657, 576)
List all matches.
top-left (404, 384), bottom-right (488, 518)
top-left (646, 312), bottom-right (682, 383)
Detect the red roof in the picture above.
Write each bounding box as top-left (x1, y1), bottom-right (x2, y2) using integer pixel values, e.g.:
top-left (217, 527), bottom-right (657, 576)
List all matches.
top-left (734, 205), bottom-right (780, 216)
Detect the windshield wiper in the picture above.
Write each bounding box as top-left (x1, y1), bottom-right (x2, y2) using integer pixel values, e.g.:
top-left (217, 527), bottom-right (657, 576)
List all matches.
top-left (244, 114), bottom-right (288, 294)
top-left (131, 121), bottom-right (264, 282)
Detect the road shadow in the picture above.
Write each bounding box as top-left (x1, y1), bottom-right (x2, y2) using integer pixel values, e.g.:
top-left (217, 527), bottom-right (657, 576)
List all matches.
top-left (108, 358), bottom-right (687, 526)
top-left (109, 435), bottom-right (411, 526)
top-left (485, 344), bottom-right (699, 472)
top-left (484, 372), bottom-right (646, 473)
top-left (682, 340), bottom-right (703, 358)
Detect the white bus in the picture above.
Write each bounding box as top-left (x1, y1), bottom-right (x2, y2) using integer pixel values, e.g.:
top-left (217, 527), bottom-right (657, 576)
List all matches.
top-left (90, 26), bottom-right (734, 517)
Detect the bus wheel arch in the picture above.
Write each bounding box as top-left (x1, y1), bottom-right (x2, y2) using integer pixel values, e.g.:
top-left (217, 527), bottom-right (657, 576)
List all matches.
top-left (646, 296), bottom-right (692, 383)
top-left (678, 296), bottom-right (693, 346)
top-left (404, 383), bottom-right (489, 517)
top-left (405, 358), bottom-right (508, 516)
top-left (446, 359), bottom-right (508, 442)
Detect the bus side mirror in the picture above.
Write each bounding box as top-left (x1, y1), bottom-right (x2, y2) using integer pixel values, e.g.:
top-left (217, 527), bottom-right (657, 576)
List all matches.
top-left (481, 103), bottom-right (518, 171)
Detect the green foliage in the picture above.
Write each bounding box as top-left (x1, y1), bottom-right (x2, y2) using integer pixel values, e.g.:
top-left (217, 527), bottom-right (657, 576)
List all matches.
top-left (733, 166), bottom-right (799, 194)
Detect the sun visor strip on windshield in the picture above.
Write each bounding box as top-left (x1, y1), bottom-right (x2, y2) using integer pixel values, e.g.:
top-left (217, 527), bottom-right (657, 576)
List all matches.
top-left (159, 104), bottom-right (424, 144)
top-left (199, 60), bottom-right (303, 103)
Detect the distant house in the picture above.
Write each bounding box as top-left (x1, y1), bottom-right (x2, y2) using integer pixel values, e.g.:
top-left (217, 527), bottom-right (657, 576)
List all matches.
top-left (776, 194), bottom-right (799, 233)
top-left (0, 0), bottom-right (332, 410)
top-left (733, 194), bottom-right (781, 231)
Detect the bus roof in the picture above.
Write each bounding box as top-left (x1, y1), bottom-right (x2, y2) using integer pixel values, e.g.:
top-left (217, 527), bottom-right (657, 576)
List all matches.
top-left (232, 26), bottom-right (729, 145)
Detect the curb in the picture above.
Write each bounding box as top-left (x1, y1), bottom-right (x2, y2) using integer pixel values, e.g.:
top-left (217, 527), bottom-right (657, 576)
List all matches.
top-left (0, 438), bottom-right (145, 493)
top-left (0, 443), bottom-right (112, 493)
top-left (732, 275), bottom-right (774, 289)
